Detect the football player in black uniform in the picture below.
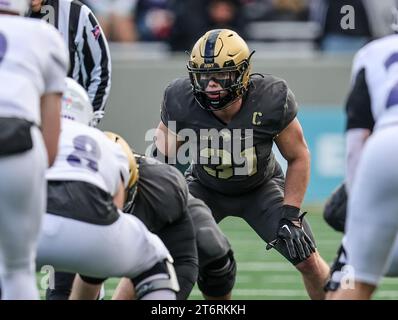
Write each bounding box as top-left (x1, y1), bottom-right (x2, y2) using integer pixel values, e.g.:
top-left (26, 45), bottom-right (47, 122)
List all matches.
top-left (154, 29), bottom-right (330, 299)
top-left (112, 153), bottom-right (235, 300)
top-left (123, 153), bottom-right (198, 300)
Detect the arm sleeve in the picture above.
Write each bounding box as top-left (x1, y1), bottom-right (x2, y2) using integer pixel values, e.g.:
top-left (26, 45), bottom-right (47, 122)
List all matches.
top-left (345, 68), bottom-right (374, 131)
top-left (79, 6), bottom-right (112, 112)
top-left (43, 24), bottom-right (69, 94)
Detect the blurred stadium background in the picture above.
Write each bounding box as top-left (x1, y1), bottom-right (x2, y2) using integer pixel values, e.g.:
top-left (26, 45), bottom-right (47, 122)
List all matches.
top-left (38, 0), bottom-right (398, 299)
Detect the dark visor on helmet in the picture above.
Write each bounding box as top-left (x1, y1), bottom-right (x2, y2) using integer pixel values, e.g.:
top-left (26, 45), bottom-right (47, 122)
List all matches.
top-left (191, 71), bottom-right (238, 91)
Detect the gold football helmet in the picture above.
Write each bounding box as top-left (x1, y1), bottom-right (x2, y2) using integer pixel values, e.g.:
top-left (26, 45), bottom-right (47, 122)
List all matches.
top-left (187, 29), bottom-right (254, 111)
top-left (104, 131), bottom-right (139, 211)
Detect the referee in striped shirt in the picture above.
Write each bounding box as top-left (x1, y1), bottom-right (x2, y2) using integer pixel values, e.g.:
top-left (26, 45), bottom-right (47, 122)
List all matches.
top-left (29, 0), bottom-right (111, 125)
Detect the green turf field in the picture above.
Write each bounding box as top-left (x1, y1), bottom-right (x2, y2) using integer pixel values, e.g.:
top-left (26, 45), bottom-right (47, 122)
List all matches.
top-left (37, 206), bottom-right (398, 300)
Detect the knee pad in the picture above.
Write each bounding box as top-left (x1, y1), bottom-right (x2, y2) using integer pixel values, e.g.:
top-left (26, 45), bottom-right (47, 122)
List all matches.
top-left (131, 257), bottom-right (180, 300)
top-left (196, 225), bottom-right (231, 267)
top-left (197, 250), bottom-right (237, 297)
top-left (323, 183), bottom-right (347, 233)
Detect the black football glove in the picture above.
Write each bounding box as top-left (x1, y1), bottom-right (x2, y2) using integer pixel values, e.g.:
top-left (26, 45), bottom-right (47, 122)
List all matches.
top-left (266, 205), bottom-right (316, 261)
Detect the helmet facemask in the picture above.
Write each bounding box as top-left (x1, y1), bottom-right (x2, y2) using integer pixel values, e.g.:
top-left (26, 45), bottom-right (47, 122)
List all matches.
top-left (103, 132), bottom-right (139, 213)
top-left (123, 181), bottom-right (138, 213)
top-left (188, 61), bottom-right (249, 111)
top-left (122, 151), bottom-right (139, 213)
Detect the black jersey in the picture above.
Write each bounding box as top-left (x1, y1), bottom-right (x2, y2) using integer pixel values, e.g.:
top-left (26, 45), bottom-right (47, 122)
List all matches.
top-left (131, 155), bottom-right (189, 232)
top-left (161, 75), bottom-right (298, 195)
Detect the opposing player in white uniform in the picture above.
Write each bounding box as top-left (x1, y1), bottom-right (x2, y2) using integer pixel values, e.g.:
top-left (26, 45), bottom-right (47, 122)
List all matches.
top-left (329, 21), bottom-right (398, 299)
top-left (36, 78), bottom-right (179, 300)
top-left (0, 0), bottom-right (68, 300)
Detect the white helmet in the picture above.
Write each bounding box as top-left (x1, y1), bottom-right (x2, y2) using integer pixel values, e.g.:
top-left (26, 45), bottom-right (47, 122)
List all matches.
top-left (61, 78), bottom-right (94, 126)
top-left (0, 0), bottom-right (30, 16)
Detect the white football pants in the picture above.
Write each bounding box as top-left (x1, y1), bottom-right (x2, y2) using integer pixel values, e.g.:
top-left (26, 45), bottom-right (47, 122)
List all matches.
top-left (0, 126), bottom-right (47, 300)
top-left (346, 123), bottom-right (398, 286)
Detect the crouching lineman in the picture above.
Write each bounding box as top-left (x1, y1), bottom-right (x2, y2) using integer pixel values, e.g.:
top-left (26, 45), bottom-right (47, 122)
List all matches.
top-left (110, 153), bottom-right (236, 300)
top-left (107, 151), bottom-right (199, 300)
top-left (0, 0), bottom-right (68, 299)
top-left (36, 78), bottom-right (179, 300)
